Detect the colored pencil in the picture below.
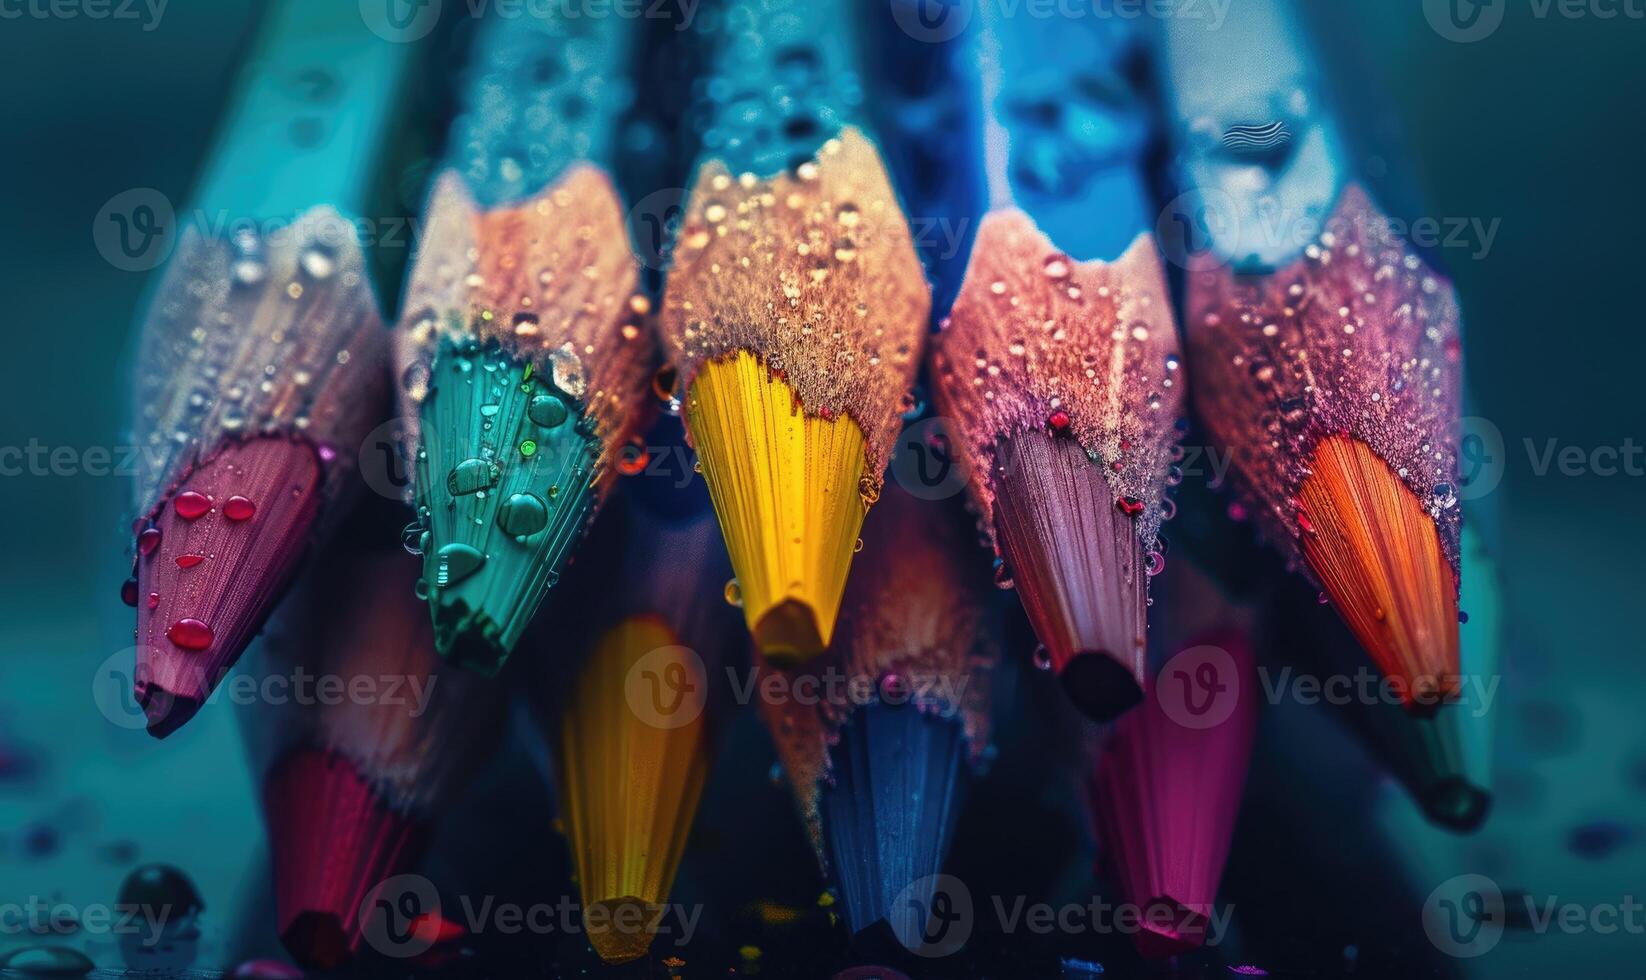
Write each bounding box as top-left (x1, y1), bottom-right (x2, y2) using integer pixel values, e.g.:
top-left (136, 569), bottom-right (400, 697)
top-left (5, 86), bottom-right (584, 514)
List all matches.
top-left (243, 515), bottom-right (505, 970)
top-left (856, 0), bottom-right (988, 313)
top-left (931, 9), bottom-right (1184, 720)
top-left (659, 0), bottom-right (931, 663)
top-left (533, 417), bottom-right (744, 964)
top-left (128, 0), bottom-right (424, 735)
top-left (395, 9), bottom-right (656, 673)
top-left (1160, 0), bottom-right (1463, 708)
top-left (1268, 523), bottom-right (1497, 833)
top-left (761, 480), bottom-right (1000, 949)
top-left (1090, 558), bottom-right (1258, 959)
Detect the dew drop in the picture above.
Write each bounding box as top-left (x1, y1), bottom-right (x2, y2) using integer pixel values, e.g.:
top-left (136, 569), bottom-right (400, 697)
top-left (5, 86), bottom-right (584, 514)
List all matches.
top-left (166, 619), bottom-right (214, 651)
top-left (173, 491), bottom-right (211, 521)
top-left (724, 578), bottom-right (743, 607)
top-left (223, 496), bottom-right (256, 521)
top-left (497, 493), bottom-right (550, 537)
top-left (435, 543), bottom-right (485, 587)
top-left (447, 458), bottom-right (500, 496)
top-left (528, 393), bottom-right (569, 428)
top-left (299, 247), bottom-right (335, 279)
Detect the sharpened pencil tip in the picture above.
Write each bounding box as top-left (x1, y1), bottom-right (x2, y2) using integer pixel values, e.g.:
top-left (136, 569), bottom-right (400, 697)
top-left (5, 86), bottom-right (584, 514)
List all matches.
top-left (1422, 777), bottom-right (1491, 833)
top-left (137, 683), bottom-right (200, 740)
top-left (584, 897), bottom-right (655, 965)
top-left (1059, 650), bottom-right (1144, 722)
top-left (754, 599), bottom-right (827, 666)
top-left (280, 911), bottom-right (350, 973)
top-left (1298, 434), bottom-right (1461, 711)
top-left (991, 430), bottom-right (1148, 720)
top-left (688, 352), bottom-right (868, 662)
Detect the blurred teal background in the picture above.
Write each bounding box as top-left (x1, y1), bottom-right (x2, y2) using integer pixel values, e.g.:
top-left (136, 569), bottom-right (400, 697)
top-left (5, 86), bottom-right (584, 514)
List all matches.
top-left (0, 1), bottom-right (1641, 976)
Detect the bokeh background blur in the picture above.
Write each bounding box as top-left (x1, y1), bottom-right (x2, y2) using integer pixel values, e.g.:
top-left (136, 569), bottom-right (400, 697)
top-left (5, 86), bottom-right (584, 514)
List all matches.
top-left (0, 1), bottom-right (1641, 977)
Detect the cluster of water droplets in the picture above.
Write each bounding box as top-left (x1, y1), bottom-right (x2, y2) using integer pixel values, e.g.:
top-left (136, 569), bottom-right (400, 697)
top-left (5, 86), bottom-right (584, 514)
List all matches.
top-left (134, 211), bottom-right (378, 508)
top-left (1188, 187), bottom-right (1464, 566)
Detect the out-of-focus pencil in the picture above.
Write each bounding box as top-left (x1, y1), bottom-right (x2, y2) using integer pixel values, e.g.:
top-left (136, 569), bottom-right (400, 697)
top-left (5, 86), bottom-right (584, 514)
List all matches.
top-left (395, 9), bottom-right (656, 673)
top-left (1090, 558), bottom-right (1258, 959)
top-left (244, 510), bottom-right (505, 970)
top-left (1160, 0), bottom-right (1463, 708)
top-left (931, 9), bottom-right (1184, 720)
top-left (659, 0), bottom-right (931, 663)
top-left (128, 0), bottom-right (423, 736)
top-left (761, 480), bottom-right (1000, 951)
top-left (531, 416), bottom-right (744, 965)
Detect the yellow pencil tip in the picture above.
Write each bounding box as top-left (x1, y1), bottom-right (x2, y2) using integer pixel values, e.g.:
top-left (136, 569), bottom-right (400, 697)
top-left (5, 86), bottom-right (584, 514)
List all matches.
top-left (556, 615), bottom-right (711, 965)
top-left (753, 598), bottom-right (826, 663)
top-left (687, 351), bottom-right (869, 663)
top-left (584, 897), bottom-right (656, 965)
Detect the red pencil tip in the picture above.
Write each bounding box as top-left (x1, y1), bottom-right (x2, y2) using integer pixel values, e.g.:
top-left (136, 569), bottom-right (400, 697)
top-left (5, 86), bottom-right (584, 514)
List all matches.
top-left (134, 437), bottom-right (323, 733)
top-left (264, 749), bottom-right (423, 970)
top-left (280, 911), bottom-right (351, 973)
top-left (993, 430), bottom-right (1147, 721)
top-left (135, 682), bottom-right (200, 739)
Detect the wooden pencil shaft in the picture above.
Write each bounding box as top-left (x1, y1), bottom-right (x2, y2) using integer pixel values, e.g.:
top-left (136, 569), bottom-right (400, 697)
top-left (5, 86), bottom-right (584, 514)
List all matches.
top-left (193, 0), bottom-right (428, 220)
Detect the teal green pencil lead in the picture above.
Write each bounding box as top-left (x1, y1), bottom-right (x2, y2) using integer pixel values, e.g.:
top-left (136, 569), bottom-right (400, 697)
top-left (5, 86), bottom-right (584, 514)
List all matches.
top-left (396, 162), bottom-right (654, 673)
top-left (414, 336), bottom-right (602, 671)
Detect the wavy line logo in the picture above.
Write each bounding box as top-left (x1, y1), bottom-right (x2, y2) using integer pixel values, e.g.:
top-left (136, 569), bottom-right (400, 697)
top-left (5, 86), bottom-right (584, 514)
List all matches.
top-left (1221, 121), bottom-right (1292, 154)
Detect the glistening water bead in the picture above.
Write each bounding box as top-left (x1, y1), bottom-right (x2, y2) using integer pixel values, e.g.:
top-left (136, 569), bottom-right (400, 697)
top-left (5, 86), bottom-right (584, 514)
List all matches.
top-left (497, 493), bottom-right (550, 537)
